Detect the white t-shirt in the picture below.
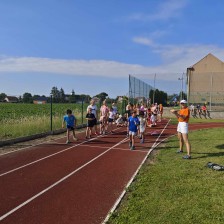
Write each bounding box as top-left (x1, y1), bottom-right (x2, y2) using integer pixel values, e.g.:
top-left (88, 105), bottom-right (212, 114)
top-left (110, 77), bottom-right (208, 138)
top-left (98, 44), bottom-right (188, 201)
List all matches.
top-left (109, 111), bottom-right (116, 119)
top-left (87, 104), bottom-right (97, 117)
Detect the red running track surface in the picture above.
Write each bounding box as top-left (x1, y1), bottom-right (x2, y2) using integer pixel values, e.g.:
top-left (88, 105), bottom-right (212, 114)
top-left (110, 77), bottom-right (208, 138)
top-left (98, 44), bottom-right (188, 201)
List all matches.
top-left (0, 119), bottom-right (223, 224)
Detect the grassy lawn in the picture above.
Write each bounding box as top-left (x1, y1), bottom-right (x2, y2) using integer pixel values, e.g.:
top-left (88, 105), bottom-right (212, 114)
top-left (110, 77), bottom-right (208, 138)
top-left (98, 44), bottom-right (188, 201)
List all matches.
top-left (108, 122), bottom-right (224, 224)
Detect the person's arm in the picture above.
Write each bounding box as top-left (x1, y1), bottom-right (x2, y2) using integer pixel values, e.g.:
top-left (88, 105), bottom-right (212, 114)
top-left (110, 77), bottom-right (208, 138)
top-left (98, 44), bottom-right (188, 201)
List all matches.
top-left (171, 109), bottom-right (188, 119)
top-left (62, 117), bottom-right (65, 128)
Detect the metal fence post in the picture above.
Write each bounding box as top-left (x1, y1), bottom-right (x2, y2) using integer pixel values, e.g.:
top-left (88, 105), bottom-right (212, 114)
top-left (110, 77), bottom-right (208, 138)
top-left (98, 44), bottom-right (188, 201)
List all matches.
top-left (50, 95), bottom-right (53, 132)
top-left (82, 97), bottom-right (84, 124)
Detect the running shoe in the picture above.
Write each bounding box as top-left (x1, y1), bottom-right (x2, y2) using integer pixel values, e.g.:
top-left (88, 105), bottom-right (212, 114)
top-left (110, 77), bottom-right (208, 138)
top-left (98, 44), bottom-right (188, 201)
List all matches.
top-left (130, 146), bottom-right (135, 150)
top-left (177, 150), bottom-right (183, 153)
top-left (183, 155), bottom-right (191, 159)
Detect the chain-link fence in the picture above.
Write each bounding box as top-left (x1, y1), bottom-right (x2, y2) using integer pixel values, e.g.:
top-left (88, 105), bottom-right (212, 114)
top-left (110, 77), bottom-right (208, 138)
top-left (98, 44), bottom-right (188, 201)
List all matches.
top-left (129, 74), bottom-right (153, 105)
top-left (0, 98), bottom-right (127, 142)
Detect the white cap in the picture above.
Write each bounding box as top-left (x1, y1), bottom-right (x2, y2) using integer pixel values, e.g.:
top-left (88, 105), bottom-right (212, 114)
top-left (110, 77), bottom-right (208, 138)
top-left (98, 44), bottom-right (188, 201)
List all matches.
top-left (180, 100), bottom-right (187, 104)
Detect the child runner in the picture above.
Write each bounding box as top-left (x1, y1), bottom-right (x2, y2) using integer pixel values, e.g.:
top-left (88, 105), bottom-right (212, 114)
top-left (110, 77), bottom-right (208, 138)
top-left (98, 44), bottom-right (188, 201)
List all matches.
top-left (158, 104), bottom-right (163, 122)
top-left (85, 107), bottom-right (95, 139)
top-left (116, 114), bottom-right (124, 127)
top-left (128, 111), bottom-right (140, 150)
top-left (62, 109), bottom-right (78, 144)
top-left (108, 107), bottom-right (115, 133)
top-left (87, 99), bottom-right (99, 135)
top-left (126, 103), bottom-right (133, 137)
top-left (139, 111), bottom-right (147, 143)
top-left (100, 100), bottom-right (109, 134)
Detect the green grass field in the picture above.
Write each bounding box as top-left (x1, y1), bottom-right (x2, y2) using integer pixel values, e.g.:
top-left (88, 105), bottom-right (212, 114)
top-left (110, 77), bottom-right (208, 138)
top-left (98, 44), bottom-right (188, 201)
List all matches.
top-left (0, 103), bottom-right (88, 140)
top-left (0, 102), bottom-right (126, 140)
top-left (108, 122), bottom-right (224, 224)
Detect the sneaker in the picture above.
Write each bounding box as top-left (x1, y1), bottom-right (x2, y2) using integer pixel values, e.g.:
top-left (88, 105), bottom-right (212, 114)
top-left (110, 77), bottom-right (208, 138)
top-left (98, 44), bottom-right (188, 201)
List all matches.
top-left (140, 139), bottom-right (144, 144)
top-left (73, 137), bottom-right (78, 141)
top-left (177, 150), bottom-right (183, 153)
top-left (183, 155), bottom-right (191, 159)
top-left (129, 142), bottom-right (132, 148)
top-left (66, 140), bottom-right (71, 144)
top-left (131, 146), bottom-right (135, 150)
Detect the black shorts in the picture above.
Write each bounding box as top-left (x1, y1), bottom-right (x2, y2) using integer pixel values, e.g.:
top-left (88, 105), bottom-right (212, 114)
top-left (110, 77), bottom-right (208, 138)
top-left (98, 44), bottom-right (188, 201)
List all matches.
top-left (93, 118), bottom-right (97, 125)
top-left (67, 125), bottom-right (74, 130)
top-left (87, 121), bottom-right (94, 127)
top-left (108, 118), bottom-right (113, 123)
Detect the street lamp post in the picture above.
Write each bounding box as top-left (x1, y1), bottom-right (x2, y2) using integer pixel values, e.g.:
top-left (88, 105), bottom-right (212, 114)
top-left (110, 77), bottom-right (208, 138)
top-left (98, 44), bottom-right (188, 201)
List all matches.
top-left (178, 73), bottom-right (184, 100)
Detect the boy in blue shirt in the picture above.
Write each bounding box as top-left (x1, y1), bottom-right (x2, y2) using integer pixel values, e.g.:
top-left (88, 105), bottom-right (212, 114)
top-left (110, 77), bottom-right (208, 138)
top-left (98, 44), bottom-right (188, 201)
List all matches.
top-left (62, 109), bottom-right (78, 144)
top-left (128, 111), bottom-right (140, 150)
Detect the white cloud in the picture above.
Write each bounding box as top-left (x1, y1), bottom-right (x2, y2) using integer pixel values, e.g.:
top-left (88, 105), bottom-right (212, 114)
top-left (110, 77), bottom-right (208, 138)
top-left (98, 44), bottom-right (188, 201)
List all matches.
top-left (128, 0), bottom-right (187, 22)
top-left (132, 37), bottom-right (155, 47)
top-left (1, 43), bottom-right (224, 83)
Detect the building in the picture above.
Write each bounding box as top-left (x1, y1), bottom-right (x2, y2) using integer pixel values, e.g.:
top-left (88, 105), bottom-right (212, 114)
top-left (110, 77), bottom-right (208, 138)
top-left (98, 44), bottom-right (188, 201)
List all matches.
top-left (186, 53), bottom-right (224, 110)
top-left (4, 96), bottom-right (19, 103)
top-left (33, 97), bottom-right (48, 104)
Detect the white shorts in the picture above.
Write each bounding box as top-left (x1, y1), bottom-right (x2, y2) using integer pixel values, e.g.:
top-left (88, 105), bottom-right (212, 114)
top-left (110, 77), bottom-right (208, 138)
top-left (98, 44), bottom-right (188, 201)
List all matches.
top-left (129, 131), bottom-right (137, 136)
top-left (177, 122), bottom-right (188, 134)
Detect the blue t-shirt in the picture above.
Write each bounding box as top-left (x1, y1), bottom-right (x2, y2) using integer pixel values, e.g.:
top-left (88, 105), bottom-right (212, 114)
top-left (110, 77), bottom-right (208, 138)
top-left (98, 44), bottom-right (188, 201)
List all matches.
top-left (63, 114), bottom-right (76, 127)
top-left (128, 116), bottom-right (139, 132)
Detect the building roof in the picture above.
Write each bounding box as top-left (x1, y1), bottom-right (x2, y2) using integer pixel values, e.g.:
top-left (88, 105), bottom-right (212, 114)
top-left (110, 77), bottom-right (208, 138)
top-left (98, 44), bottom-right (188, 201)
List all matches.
top-left (188, 53), bottom-right (224, 73)
top-left (5, 96), bottom-right (19, 101)
top-left (35, 96), bottom-right (48, 101)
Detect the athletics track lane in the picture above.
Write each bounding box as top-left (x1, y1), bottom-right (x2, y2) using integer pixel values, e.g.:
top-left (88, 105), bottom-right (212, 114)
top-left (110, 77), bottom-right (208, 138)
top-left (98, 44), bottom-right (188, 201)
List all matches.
top-left (0, 120), bottom-right (223, 224)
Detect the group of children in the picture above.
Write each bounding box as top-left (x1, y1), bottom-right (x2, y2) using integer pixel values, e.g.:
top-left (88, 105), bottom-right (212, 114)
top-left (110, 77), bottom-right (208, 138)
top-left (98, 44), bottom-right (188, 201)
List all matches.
top-left (62, 100), bottom-right (163, 150)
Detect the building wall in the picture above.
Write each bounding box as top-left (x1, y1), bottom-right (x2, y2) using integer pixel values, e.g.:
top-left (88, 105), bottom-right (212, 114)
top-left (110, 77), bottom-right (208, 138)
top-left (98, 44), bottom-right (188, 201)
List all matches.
top-left (187, 54), bottom-right (224, 109)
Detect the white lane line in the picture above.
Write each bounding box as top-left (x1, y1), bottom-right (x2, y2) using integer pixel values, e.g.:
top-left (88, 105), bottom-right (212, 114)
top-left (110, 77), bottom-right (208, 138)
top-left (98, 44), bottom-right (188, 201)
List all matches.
top-left (0, 127), bottom-right (124, 157)
top-left (0, 137), bottom-right (129, 221)
top-left (0, 135), bottom-right (67, 157)
top-left (0, 127), bottom-right (123, 177)
top-left (0, 137), bottom-right (98, 177)
top-left (102, 119), bottom-right (171, 224)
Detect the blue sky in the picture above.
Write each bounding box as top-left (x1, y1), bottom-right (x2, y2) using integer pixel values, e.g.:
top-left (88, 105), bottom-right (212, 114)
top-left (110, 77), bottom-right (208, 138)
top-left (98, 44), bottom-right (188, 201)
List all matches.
top-left (0, 0), bottom-right (224, 98)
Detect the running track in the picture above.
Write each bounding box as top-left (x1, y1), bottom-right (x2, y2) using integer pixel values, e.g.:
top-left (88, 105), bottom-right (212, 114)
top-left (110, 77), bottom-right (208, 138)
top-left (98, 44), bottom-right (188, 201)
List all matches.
top-left (0, 120), bottom-right (223, 224)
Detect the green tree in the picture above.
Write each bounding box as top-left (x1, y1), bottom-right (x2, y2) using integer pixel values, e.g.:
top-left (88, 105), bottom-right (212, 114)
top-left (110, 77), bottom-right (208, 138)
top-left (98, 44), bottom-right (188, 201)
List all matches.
top-left (50, 86), bottom-right (60, 103)
top-left (0, 93), bottom-right (7, 102)
top-left (23, 92), bottom-right (33, 103)
top-left (149, 89), bottom-right (167, 105)
top-left (32, 95), bottom-right (40, 100)
top-left (94, 92), bottom-right (108, 102)
top-left (59, 88), bottom-right (66, 103)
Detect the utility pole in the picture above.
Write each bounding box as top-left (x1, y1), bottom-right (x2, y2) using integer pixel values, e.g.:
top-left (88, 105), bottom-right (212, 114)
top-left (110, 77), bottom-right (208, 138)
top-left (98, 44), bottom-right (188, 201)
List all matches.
top-left (178, 73), bottom-right (184, 100)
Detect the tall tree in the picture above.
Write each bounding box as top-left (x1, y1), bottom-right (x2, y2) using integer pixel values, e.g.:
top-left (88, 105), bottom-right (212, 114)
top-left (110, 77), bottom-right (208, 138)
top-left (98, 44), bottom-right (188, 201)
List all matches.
top-left (23, 92), bottom-right (33, 103)
top-left (59, 88), bottom-right (66, 103)
top-left (0, 93), bottom-right (7, 101)
top-left (94, 92), bottom-right (108, 102)
top-left (50, 86), bottom-right (60, 103)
